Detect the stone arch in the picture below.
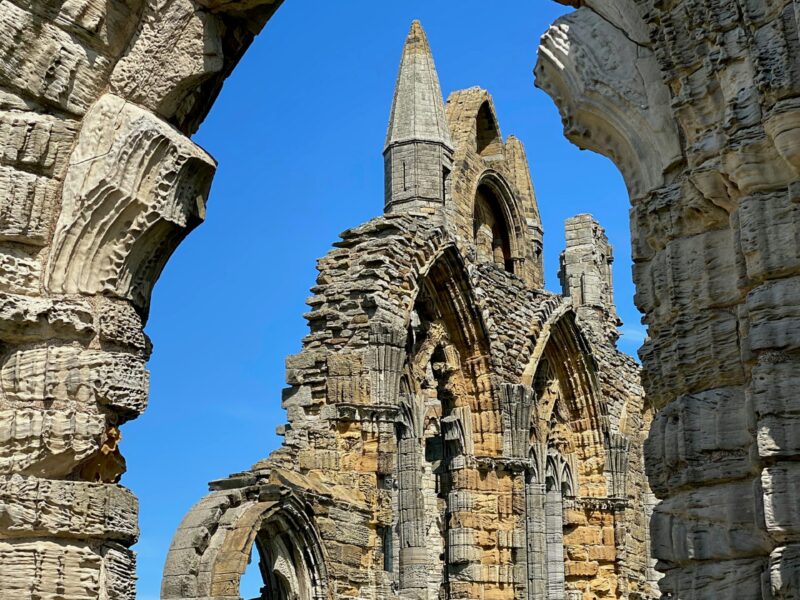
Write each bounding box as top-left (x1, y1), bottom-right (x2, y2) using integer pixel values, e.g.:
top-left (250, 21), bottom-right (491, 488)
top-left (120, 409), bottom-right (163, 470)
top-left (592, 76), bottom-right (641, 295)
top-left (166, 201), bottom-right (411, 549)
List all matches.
top-left (162, 485), bottom-right (330, 600)
top-left (475, 100), bottom-right (503, 157)
top-left (471, 170), bottom-right (526, 274)
top-left (523, 302), bottom-right (607, 443)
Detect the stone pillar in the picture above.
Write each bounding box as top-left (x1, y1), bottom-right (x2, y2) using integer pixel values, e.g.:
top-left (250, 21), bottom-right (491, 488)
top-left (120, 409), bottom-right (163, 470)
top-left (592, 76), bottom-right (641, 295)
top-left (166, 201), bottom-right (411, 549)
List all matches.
top-left (397, 404), bottom-right (428, 595)
top-left (525, 442), bottom-right (548, 600)
top-left (545, 488), bottom-right (566, 600)
top-left (526, 478), bottom-right (548, 599)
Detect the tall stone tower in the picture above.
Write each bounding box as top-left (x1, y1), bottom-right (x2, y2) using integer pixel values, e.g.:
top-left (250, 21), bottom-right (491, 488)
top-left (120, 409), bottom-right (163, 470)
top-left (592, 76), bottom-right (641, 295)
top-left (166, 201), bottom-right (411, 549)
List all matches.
top-left (384, 21), bottom-right (453, 218)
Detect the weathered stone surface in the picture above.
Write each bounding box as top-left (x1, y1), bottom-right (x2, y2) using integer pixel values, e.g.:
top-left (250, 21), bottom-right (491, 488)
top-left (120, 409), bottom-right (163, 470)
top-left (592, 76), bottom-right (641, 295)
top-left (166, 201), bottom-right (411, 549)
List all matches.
top-left (0, 475), bottom-right (138, 541)
top-left (0, 0), bottom-right (794, 594)
top-left (164, 22), bottom-right (652, 600)
top-left (536, 0), bottom-right (800, 596)
top-left (0, 347), bottom-right (148, 415)
top-left (47, 93), bottom-right (215, 312)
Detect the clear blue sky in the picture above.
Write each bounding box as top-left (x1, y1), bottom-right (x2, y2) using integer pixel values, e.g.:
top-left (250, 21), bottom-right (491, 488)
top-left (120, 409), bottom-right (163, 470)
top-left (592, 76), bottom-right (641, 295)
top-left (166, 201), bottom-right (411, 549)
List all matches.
top-left (125, 2), bottom-right (643, 598)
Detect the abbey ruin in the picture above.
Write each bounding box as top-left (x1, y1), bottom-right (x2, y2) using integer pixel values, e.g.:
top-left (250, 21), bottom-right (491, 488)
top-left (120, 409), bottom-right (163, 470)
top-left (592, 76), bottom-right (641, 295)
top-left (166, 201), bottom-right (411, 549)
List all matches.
top-left (0, 0), bottom-right (799, 599)
top-left (158, 21), bottom-right (655, 600)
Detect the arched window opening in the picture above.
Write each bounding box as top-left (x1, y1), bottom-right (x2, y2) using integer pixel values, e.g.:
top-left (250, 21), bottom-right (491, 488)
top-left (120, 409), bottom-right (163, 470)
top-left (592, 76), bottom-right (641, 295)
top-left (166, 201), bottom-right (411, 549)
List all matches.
top-left (474, 184), bottom-right (512, 272)
top-left (475, 101), bottom-right (502, 157)
top-left (393, 253), bottom-right (490, 599)
top-left (250, 532), bottom-right (315, 600)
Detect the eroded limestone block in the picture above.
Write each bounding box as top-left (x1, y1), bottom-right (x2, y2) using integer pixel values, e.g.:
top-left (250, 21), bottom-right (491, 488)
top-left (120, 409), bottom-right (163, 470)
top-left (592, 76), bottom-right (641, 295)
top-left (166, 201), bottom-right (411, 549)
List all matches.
top-left (766, 99), bottom-right (800, 175)
top-left (640, 311), bottom-right (745, 407)
top-left (751, 360), bottom-right (800, 458)
top-left (110, 0), bottom-right (223, 123)
top-left (97, 298), bottom-right (148, 351)
top-left (762, 463), bottom-right (800, 540)
top-left (11, 0), bottom-right (143, 56)
top-left (0, 2), bottom-right (113, 115)
top-left (101, 543), bottom-right (136, 600)
top-left (0, 166), bottom-right (57, 245)
top-left (651, 479), bottom-right (772, 563)
top-left (746, 276), bottom-right (800, 351)
top-left (739, 186), bottom-right (800, 282)
top-left (658, 557), bottom-right (767, 600)
top-left (0, 409), bottom-right (105, 477)
top-left (0, 539), bottom-right (102, 598)
top-left (47, 93), bottom-right (215, 312)
top-left (770, 544), bottom-right (800, 599)
top-left (645, 387), bottom-right (755, 495)
top-left (0, 109), bottom-right (77, 177)
top-left (0, 247), bottom-right (41, 295)
top-left (634, 228), bottom-right (741, 323)
top-left (0, 293), bottom-right (94, 343)
top-left (1, 346), bottom-right (149, 415)
top-left (0, 475), bottom-right (138, 542)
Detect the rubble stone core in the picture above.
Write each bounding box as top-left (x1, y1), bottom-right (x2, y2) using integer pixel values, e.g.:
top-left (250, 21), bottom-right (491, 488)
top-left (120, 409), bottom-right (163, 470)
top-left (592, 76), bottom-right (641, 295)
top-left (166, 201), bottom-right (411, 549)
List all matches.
top-left (162, 22), bottom-right (654, 600)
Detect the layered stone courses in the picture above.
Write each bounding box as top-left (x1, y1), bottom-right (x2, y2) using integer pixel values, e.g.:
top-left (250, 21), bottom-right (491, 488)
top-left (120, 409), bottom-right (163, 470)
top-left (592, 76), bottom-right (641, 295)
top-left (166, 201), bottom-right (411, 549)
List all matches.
top-left (0, 0), bottom-right (282, 594)
top-left (536, 0), bottom-right (800, 597)
top-left (0, 0), bottom-right (797, 597)
top-left (163, 21), bottom-right (654, 600)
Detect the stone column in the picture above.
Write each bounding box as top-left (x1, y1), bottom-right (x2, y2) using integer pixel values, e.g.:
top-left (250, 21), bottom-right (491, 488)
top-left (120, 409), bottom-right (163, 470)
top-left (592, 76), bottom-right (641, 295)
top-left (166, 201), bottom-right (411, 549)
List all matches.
top-left (525, 478), bottom-right (548, 599)
top-left (545, 487), bottom-right (566, 600)
top-left (537, 1), bottom-right (800, 596)
top-left (397, 408), bottom-right (428, 595)
top-left (525, 442), bottom-right (548, 600)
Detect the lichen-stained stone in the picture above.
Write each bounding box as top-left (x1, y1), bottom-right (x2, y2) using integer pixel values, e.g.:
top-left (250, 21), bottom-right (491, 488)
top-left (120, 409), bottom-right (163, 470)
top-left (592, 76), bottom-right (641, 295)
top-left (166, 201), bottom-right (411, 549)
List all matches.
top-left (46, 93), bottom-right (215, 313)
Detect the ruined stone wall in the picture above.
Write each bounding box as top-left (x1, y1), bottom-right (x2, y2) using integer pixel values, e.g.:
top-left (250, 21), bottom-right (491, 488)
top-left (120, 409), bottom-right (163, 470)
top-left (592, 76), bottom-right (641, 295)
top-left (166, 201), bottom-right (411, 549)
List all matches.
top-left (2, 0), bottom-right (796, 598)
top-left (536, 0), bottom-right (800, 597)
top-left (164, 211), bottom-right (654, 600)
top-left (0, 0), bottom-right (281, 596)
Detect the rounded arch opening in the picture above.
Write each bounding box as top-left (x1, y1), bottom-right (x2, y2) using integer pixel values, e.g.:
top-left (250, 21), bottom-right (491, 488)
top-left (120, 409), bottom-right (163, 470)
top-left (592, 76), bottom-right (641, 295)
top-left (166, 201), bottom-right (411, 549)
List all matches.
top-left (205, 498), bottom-right (330, 600)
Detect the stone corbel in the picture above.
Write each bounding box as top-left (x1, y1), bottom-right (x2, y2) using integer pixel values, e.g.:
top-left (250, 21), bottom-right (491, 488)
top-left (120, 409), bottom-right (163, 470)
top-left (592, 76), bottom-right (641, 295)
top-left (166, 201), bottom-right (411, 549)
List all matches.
top-left (46, 93), bottom-right (215, 315)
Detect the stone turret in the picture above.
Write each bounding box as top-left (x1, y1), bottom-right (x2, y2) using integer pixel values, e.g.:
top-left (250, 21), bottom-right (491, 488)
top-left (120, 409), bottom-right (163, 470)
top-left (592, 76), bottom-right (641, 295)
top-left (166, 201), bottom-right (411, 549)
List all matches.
top-left (559, 214), bottom-right (621, 339)
top-left (384, 21), bottom-right (453, 218)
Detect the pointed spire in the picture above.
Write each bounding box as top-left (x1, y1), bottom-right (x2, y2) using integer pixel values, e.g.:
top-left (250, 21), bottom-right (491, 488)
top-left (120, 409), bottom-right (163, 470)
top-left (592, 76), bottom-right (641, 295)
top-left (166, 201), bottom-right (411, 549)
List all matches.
top-left (385, 21), bottom-right (453, 151)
